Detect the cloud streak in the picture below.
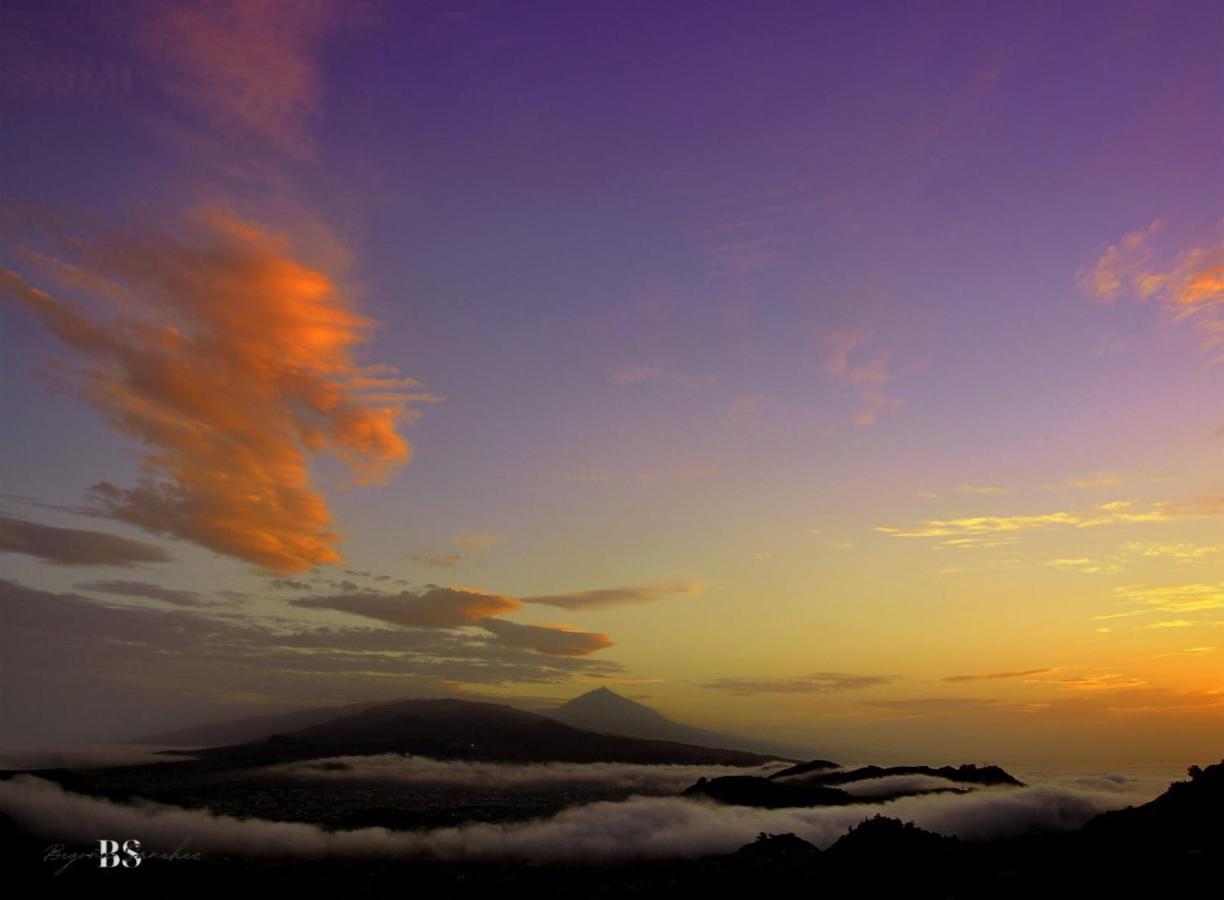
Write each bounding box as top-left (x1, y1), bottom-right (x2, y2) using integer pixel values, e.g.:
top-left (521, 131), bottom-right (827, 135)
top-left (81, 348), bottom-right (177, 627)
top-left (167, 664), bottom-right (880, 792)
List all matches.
top-left (942, 668), bottom-right (1054, 683)
top-left (285, 585), bottom-right (620, 656)
top-left (521, 581), bottom-right (703, 611)
top-left (291, 587), bottom-right (521, 628)
top-left (479, 618), bottom-right (614, 657)
top-left (702, 672), bottom-right (892, 695)
top-left (74, 579), bottom-right (205, 607)
top-left (0, 514), bottom-right (171, 567)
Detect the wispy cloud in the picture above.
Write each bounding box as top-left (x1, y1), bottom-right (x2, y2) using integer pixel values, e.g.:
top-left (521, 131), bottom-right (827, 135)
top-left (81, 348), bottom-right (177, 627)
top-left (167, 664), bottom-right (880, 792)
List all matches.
top-left (1079, 220), bottom-right (1164, 300)
top-left (454, 532), bottom-right (502, 553)
top-left (1158, 646), bottom-right (1216, 657)
top-left (1046, 471), bottom-right (1124, 491)
top-left (1028, 672), bottom-right (1147, 692)
top-left (553, 465), bottom-right (615, 483)
top-left (404, 552), bottom-right (463, 568)
top-left (1040, 539), bottom-right (1223, 576)
top-left (821, 328), bottom-right (903, 426)
top-left (406, 532), bottom-right (504, 569)
top-left (609, 366), bottom-right (715, 386)
top-left (132, 0), bottom-right (357, 156)
top-left (721, 392), bottom-right (766, 428)
top-left (1114, 583), bottom-right (1224, 613)
top-left (706, 234), bottom-right (787, 276)
top-left (702, 672), bottom-right (892, 695)
top-left (1045, 557), bottom-right (1123, 575)
top-left (2, 212), bottom-right (436, 571)
top-left (0, 514), bottom-right (170, 567)
top-left (1121, 540), bottom-right (1224, 562)
top-left (876, 498), bottom-right (1220, 543)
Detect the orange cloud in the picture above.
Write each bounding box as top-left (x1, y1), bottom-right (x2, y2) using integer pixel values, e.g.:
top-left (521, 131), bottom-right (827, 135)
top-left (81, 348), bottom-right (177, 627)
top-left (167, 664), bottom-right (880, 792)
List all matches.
top-left (1078, 220), bottom-right (1164, 300)
top-left (2, 211), bottom-right (433, 571)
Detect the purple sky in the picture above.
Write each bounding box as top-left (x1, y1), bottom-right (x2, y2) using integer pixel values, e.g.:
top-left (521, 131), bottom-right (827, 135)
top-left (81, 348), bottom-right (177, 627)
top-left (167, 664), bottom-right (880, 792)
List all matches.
top-left (1, 1), bottom-right (1221, 764)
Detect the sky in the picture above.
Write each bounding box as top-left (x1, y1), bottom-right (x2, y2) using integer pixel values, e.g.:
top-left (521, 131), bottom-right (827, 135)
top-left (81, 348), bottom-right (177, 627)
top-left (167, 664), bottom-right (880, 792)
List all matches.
top-left (1, 0), bottom-right (1221, 767)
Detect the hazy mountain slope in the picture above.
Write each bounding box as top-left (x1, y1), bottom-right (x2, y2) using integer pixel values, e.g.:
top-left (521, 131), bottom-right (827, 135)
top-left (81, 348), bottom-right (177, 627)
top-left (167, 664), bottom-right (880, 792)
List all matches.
top-left (181, 698), bottom-right (783, 766)
top-left (547, 688), bottom-right (808, 759)
top-left (132, 701), bottom-right (378, 747)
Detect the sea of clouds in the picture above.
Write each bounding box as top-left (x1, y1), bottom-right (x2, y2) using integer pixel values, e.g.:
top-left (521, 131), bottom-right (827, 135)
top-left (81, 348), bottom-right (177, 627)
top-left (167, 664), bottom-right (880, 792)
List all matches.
top-left (0, 754), bottom-right (1173, 862)
top-left (252, 755), bottom-right (789, 792)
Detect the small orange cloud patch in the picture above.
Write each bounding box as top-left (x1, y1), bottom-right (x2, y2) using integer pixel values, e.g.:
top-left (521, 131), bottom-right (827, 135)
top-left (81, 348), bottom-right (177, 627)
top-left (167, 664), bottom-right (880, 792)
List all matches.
top-left (1079, 222), bottom-right (1223, 359)
top-left (1, 211), bottom-right (433, 571)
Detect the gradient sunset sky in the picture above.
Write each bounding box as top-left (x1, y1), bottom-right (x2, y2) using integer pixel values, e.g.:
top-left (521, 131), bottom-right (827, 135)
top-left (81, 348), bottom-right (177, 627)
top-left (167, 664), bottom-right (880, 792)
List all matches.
top-left (1, 1), bottom-right (1221, 766)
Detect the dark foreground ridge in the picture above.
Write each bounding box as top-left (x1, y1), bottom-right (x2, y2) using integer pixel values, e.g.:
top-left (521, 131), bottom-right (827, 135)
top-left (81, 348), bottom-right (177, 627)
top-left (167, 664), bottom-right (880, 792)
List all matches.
top-left (1082, 759), bottom-right (1223, 851)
